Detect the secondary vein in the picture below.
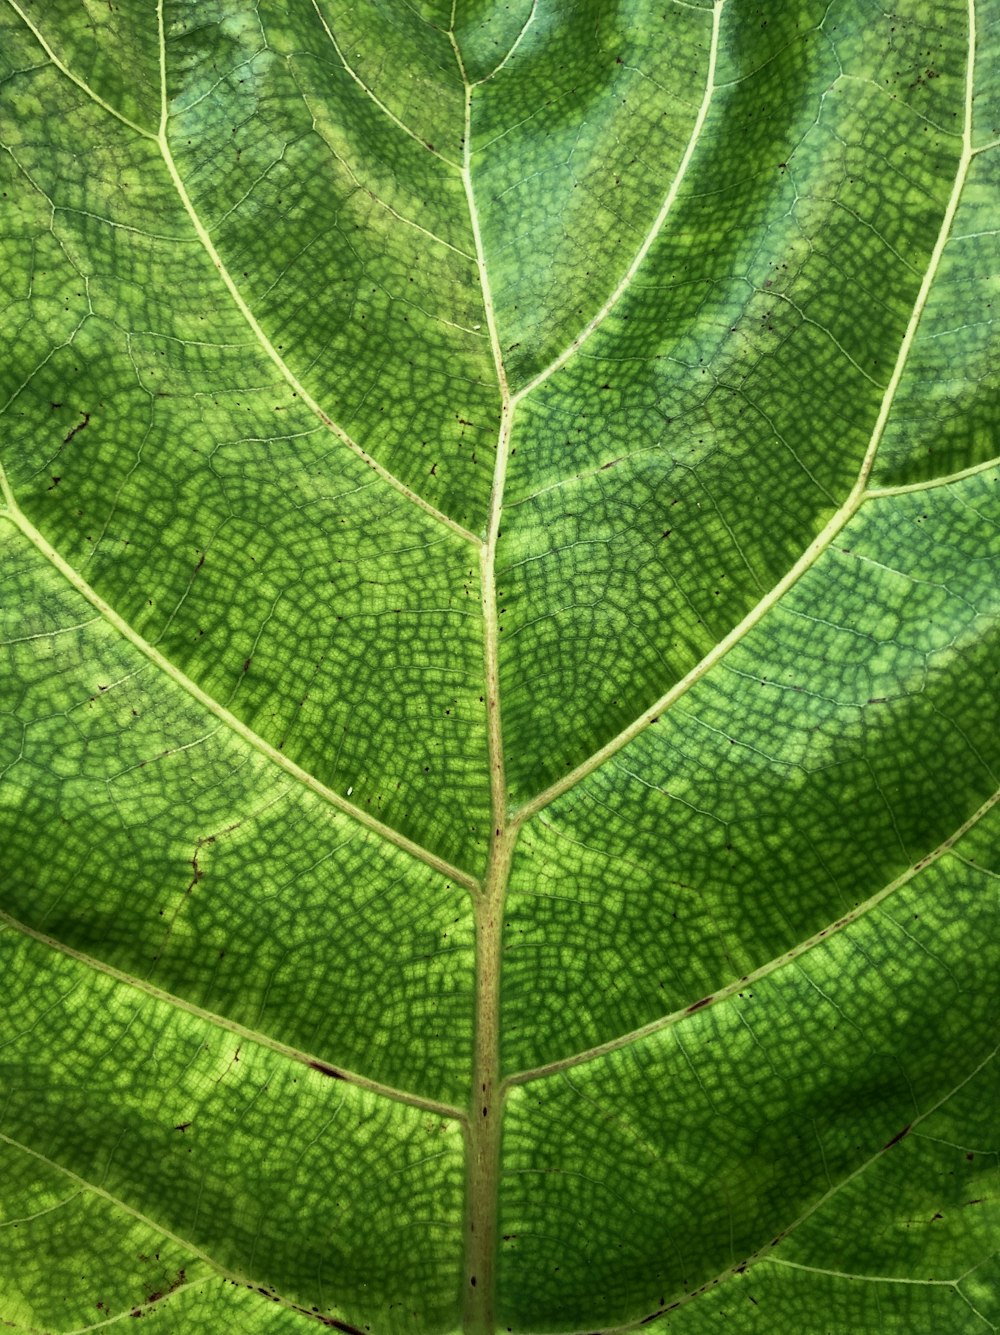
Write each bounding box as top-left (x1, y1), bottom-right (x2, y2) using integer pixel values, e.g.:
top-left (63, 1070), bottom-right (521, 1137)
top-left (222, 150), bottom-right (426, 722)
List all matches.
top-left (0, 1129), bottom-right (374, 1330)
top-left (6, 0), bottom-right (157, 139)
top-left (514, 6), bottom-right (979, 826)
top-left (153, 0), bottom-right (476, 546)
top-left (506, 784), bottom-right (1000, 1087)
top-left (0, 906), bottom-right (465, 1119)
top-left (6, 504), bottom-right (481, 894)
top-left (594, 1041), bottom-right (999, 1335)
top-left (512, 0), bottom-right (726, 403)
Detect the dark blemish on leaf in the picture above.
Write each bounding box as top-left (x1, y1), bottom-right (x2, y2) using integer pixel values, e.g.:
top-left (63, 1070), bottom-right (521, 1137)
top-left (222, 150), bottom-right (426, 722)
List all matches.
top-left (173, 1122), bottom-right (192, 1132)
top-left (883, 1123), bottom-right (912, 1150)
top-left (63, 411), bottom-right (91, 443)
top-left (242, 658), bottom-right (252, 674)
top-left (47, 475), bottom-right (61, 489)
top-left (686, 995), bottom-right (714, 1013)
top-left (308, 1060), bottom-right (346, 1080)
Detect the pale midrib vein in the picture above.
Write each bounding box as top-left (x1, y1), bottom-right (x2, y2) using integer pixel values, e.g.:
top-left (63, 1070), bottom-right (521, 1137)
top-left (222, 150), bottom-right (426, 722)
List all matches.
top-left (451, 25), bottom-right (514, 1334)
top-left (514, 17), bottom-right (979, 827)
top-left (505, 784), bottom-right (1000, 1087)
top-left (0, 1129), bottom-right (360, 1331)
top-left (6, 504), bottom-right (480, 895)
top-left (596, 1039), bottom-right (1000, 1335)
top-left (0, 906), bottom-right (464, 1120)
top-left (511, 0), bottom-right (725, 404)
top-left (152, 1), bottom-right (475, 547)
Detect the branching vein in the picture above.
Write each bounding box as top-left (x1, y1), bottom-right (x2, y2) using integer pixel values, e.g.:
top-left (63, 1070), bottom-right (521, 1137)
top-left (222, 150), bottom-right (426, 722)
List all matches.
top-left (515, 2), bottom-right (980, 823)
top-left (6, 504), bottom-right (480, 894)
top-left (506, 784), bottom-right (1000, 1086)
top-left (512, 0), bottom-right (725, 402)
top-left (0, 907), bottom-right (464, 1119)
top-left (159, 1), bottom-right (476, 545)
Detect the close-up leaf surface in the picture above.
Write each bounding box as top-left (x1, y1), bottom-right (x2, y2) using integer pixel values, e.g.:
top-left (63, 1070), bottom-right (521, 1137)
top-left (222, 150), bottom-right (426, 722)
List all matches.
top-left (1, 1), bottom-right (998, 1332)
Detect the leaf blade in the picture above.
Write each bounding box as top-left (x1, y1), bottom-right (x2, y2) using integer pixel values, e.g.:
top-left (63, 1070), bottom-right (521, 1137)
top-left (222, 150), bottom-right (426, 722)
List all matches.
top-left (1, 0), bottom-right (998, 1332)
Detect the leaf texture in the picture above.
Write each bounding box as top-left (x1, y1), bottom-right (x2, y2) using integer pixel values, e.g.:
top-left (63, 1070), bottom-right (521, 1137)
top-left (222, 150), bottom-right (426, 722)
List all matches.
top-left (1, 1), bottom-right (998, 1332)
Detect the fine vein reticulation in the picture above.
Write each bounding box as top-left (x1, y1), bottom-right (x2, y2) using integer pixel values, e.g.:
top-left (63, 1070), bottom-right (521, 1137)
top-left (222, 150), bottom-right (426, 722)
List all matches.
top-left (1, 1), bottom-right (998, 1333)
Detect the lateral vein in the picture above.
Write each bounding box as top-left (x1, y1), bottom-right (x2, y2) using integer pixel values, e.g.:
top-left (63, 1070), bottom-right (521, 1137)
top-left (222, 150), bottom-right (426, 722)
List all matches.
top-left (505, 784), bottom-right (1000, 1086)
top-left (515, 15), bottom-right (978, 824)
top-left (512, 0), bottom-right (725, 402)
top-left (308, 0), bottom-right (462, 169)
top-left (7, 504), bottom-right (481, 894)
top-left (0, 907), bottom-right (466, 1120)
top-left (153, 2), bottom-right (476, 547)
top-left (0, 1129), bottom-right (383, 1330)
top-left (594, 1045), bottom-right (1000, 1335)
top-left (6, 0), bottom-right (157, 139)
top-left (866, 454), bottom-right (1000, 497)
top-left (471, 0), bottom-right (538, 87)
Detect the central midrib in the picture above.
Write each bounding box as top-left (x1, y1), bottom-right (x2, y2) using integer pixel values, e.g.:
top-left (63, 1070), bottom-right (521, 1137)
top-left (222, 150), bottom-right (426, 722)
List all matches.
top-left (452, 0), bottom-right (981, 1326)
top-left (448, 22), bottom-right (516, 1333)
top-left (455, 8), bottom-right (726, 1328)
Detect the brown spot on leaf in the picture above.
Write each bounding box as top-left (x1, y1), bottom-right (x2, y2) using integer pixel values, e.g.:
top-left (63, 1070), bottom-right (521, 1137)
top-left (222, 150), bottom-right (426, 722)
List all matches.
top-left (308, 1060), bottom-right (345, 1080)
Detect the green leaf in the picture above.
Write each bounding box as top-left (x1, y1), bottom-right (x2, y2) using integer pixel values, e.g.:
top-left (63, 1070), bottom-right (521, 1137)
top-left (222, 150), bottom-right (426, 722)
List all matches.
top-left (1, 1), bottom-right (998, 1332)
